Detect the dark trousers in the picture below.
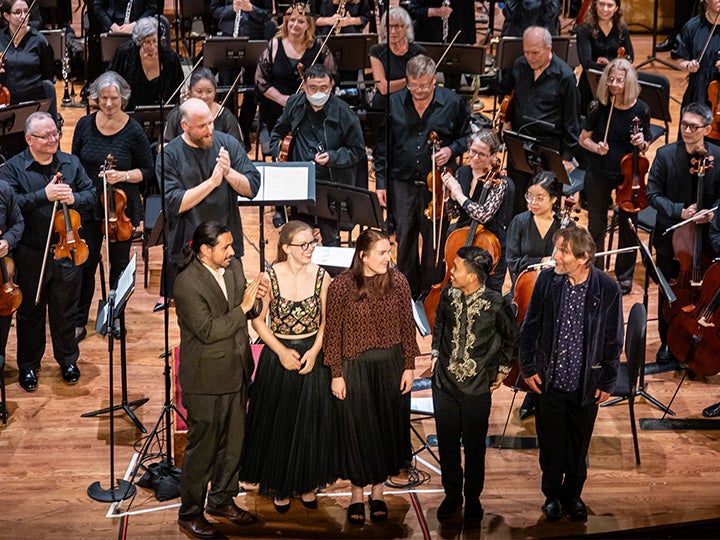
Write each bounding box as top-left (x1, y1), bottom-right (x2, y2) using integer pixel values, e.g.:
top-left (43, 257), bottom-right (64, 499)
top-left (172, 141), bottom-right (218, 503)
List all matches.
top-left (655, 250), bottom-right (675, 344)
top-left (14, 245), bottom-right (82, 371)
top-left (0, 314), bottom-right (11, 364)
top-left (179, 388), bottom-right (246, 518)
top-left (432, 383), bottom-right (490, 500)
top-left (583, 169), bottom-right (637, 282)
top-left (535, 388), bottom-right (598, 501)
top-left (391, 180), bottom-right (443, 299)
top-left (76, 220), bottom-right (132, 327)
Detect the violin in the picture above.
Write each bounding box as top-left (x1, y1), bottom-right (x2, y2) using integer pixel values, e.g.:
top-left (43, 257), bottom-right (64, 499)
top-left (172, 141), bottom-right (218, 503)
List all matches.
top-left (101, 154), bottom-right (133, 242)
top-left (494, 90), bottom-right (514, 134)
top-left (52, 172), bottom-right (89, 266)
top-left (422, 158), bottom-right (503, 330)
top-left (664, 150), bottom-right (715, 324)
top-left (616, 117), bottom-right (649, 213)
top-left (277, 133), bottom-right (293, 162)
top-left (424, 131), bottom-right (452, 223)
top-left (667, 262), bottom-right (720, 376)
top-left (0, 229), bottom-right (21, 317)
top-left (707, 78), bottom-right (720, 140)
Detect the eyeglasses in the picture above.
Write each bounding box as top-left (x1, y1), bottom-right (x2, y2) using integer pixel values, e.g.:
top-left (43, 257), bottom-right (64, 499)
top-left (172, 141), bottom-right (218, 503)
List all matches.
top-left (680, 122), bottom-right (707, 133)
top-left (389, 24), bottom-right (406, 31)
top-left (29, 131), bottom-right (60, 141)
top-left (287, 240), bottom-right (318, 251)
top-left (607, 76), bottom-right (625, 84)
top-left (525, 192), bottom-right (548, 203)
top-left (140, 38), bottom-right (158, 48)
top-left (407, 82), bottom-right (434, 91)
top-left (468, 148), bottom-right (491, 158)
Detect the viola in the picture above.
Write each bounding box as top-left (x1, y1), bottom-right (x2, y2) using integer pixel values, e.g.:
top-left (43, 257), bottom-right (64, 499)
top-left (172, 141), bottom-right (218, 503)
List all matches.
top-left (494, 90), bottom-right (514, 134)
top-left (707, 80), bottom-right (720, 140)
top-left (667, 262), bottom-right (720, 376)
top-left (277, 133), bottom-right (293, 162)
top-left (424, 131), bottom-right (452, 223)
top-left (422, 159), bottom-right (503, 330)
top-left (101, 153), bottom-right (133, 242)
top-left (52, 172), bottom-right (89, 266)
top-left (664, 150), bottom-right (715, 324)
top-left (0, 229), bottom-right (21, 317)
top-left (616, 117), bottom-right (649, 213)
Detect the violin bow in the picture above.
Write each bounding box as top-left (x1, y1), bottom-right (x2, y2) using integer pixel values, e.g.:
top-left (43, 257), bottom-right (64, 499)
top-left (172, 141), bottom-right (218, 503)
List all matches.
top-left (166, 55), bottom-right (204, 105)
top-left (295, 27), bottom-right (337, 94)
top-left (214, 68), bottom-right (244, 121)
top-left (35, 171), bottom-right (62, 305)
top-left (603, 95), bottom-right (615, 146)
top-left (435, 30), bottom-right (461, 69)
top-left (101, 154), bottom-right (113, 288)
top-left (1, 0), bottom-right (39, 59)
top-left (696, 9), bottom-right (720, 64)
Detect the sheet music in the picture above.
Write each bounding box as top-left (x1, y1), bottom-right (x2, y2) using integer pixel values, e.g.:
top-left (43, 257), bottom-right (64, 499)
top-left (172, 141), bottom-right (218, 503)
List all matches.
top-left (238, 162), bottom-right (315, 204)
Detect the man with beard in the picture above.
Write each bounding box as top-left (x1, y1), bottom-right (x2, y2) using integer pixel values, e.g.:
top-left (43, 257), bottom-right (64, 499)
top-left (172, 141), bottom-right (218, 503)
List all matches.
top-left (161, 98), bottom-right (261, 297)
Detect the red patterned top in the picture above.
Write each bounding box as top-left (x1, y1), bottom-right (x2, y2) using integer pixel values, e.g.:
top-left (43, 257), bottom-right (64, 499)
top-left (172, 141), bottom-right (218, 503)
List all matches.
top-left (323, 269), bottom-right (420, 378)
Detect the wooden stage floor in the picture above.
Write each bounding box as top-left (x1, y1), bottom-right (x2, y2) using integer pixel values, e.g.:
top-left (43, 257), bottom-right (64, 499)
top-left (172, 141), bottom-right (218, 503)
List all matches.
top-left (1, 25), bottom-right (720, 540)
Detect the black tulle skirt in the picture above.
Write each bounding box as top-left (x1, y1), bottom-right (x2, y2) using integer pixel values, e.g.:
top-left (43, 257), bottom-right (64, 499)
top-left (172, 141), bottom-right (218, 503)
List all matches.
top-left (336, 345), bottom-right (411, 487)
top-left (240, 336), bottom-right (338, 499)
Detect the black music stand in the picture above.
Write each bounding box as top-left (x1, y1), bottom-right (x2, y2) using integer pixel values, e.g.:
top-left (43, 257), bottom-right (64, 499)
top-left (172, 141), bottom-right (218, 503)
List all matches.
top-left (100, 32), bottom-right (132, 63)
top-left (0, 102), bottom-right (41, 159)
top-left (87, 256), bottom-right (140, 503)
top-left (504, 130), bottom-right (571, 186)
top-left (636, 0), bottom-right (678, 71)
top-left (201, 37), bottom-right (265, 69)
top-left (417, 42), bottom-right (486, 75)
top-left (40, 28), bottom-right (64, 63)
top-left (356, 110), bottom-right (384, 150)
top-left (296, 181), bottom-right (384, 247)
top-left (131, 106), bottom-right (168, 144)
top-left (495, 36), bottom-right (571, 70)
top-left (327, 33), bottom-right (377, 71)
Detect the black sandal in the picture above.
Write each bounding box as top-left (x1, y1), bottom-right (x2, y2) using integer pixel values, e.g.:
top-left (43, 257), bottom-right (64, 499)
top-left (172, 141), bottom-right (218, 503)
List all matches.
top-left (368, 495), bottom-right (388, 522)
top-left (347, 502), bottom-right (365, 525)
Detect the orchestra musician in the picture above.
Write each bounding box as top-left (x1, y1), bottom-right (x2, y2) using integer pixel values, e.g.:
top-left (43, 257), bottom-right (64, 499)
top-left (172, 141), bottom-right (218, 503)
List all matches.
top-left (107, 17), bottom-right (183, 111)
top-left (160, 98), bottom-right (261, 301)
top-left (440, 128), bottom-right (515, 293)
top-left (269, 63), bottom-right (365, 246)
top-left (519, 225), bottom-right (622, 523)
top-left (368, 6), bottom-right (426, 111)
top-left (71, 71), bottom-right (153, 342)
top-left (579, 58), bottom-right (649, 295)
top-left (575, 0), bottom-right (634, 114)
top-left (656, 0), bottom-right (700, 53)
top-left (500, 0), bottom-right (561, 37)
top-left (312, 0), bottom-right (371, 36)
top-left (431, 246), bottom-right (517, 522)
top-left (1, 112), bottom-right (95, 392)
top-left (374, 54), bottom-right (470, 300)
top-left (407, 0), bottom-right (475, 45)
top-left (672, 0), bottom-right (720, 113)
top-left (497, 26), bottom-right (580, 216)
top-left (647, 102), bottom-right (720, 364)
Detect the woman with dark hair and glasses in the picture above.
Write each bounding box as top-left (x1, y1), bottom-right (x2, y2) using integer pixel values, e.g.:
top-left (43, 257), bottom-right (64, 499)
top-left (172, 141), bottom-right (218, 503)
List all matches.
top-left (240, 220), bottom-right (335, 513)
top-left (324, 228), bottom-right (419, 525)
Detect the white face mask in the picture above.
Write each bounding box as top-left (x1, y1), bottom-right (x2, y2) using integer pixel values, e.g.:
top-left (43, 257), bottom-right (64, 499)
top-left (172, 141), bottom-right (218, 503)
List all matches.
top-left (306, 92), bottom-right (330, 107)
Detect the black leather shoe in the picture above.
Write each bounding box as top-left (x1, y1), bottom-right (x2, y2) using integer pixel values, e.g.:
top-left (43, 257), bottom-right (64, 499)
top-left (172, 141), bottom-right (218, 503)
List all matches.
top-left (62, 363), bottom-right (81, 384)
top-left (437, 495), bottom-right (462, 520)
top-left (703, 401), bottom-right (720, 418)
top-left (205, 502), bottom-right (257, 525)
top-left (178, 515), bottom-right (223, 539)
top-left (656, 343), bottom-right (675, 365)
top-left (272, 499), bottom-right (290, 514)
top-left (618, 280), bottom-right (632, 296)
top-left (464, 498), bottom-right (484, 521)
top-left (519, 406), bottom-right (535, 420)
top-left (542, 497), bottom-right (563, 521)
top-left (655, 36), bottom-right (676, 53)
top-left (272, 211), bottom-right (286, 228)
top-left (565, 497), bottom-right (588, 521)
top-left (19, 368), bottom-right (38, 392)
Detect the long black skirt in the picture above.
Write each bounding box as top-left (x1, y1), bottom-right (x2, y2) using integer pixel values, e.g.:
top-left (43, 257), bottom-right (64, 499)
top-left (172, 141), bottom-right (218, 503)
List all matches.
top-left (240, 336), bottom-right (337, 499)
top-left (336, 345), bottom-right (411, 487)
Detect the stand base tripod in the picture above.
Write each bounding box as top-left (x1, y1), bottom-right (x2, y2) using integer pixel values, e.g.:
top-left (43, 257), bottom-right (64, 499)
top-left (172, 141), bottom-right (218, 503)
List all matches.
top-left (82, 397), bottom-right (150, 432)
top-left (602, 388), bottom-right (675, 415)
top-left (88, 479), bottom-right (136, 502)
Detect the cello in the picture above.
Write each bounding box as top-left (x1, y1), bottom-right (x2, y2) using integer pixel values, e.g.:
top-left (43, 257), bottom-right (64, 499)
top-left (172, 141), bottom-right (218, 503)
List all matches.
top-left (101, 154), bottom-right (133, 242)
top-left (663, 150), bottom-right (715, 324)
top-left (422, 159), bottom-right (503, 330)
top-left (667, 262), bottom-right (720, 376)
top-left (0, 229), bottom-right (21, 317)
top-left (616, 117), bottom-right (649, 213)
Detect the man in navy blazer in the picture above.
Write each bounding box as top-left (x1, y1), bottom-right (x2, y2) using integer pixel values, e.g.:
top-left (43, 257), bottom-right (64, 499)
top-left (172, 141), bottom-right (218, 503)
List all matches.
top-left (519, 226), bottom-right (623, 523)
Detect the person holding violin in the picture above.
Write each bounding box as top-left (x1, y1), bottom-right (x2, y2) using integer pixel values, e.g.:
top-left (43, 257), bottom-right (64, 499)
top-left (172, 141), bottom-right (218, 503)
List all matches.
top-left (575, 0), bottom-right (634, 114)
top-left (107, 17), bottom-right (183, 111)
top-left (374, 54), bottom-right (470, 300)
top-left (431, 246), bottom-right (517, 521)
top-left (672, 0), bottom-right (720, 113)
top-left (579, 58), bottom-right (650, 295)
top-left (519, 225), bottom-right (623, 522)
top-left (647, 102), bottom-right (720, 364)
top-left (368, 6), bottom-right (425, 111)
top-left (440, 128), bottom-right (514, 293)
top-left (71, 71), bottom-right (153, 342)
top-left (269, 63), bottom-right (364, 246)
top-left (497, 26), bottom-right (580, 216)
top-left (1, 112), bottom-right (95, 392)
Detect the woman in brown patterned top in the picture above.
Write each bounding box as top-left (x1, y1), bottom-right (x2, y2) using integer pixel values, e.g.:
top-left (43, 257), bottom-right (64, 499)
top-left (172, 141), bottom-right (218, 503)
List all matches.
top-left (240, 221), bottom-right (334, 513)
top-left (324, 228), bottom-right (420, 525)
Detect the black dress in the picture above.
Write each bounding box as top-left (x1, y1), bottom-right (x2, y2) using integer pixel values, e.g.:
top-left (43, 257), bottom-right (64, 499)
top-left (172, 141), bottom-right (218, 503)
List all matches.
top-left (240, 265), bottom-right (337, 499)
top-left (506, 210), bottom-right (560, 287)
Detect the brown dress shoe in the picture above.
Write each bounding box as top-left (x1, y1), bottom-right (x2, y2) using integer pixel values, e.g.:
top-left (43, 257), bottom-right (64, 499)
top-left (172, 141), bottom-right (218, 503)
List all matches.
top-left (177, 515), bottom-right (222, 539)
top-left (206, 501), bottom-right (257, 526)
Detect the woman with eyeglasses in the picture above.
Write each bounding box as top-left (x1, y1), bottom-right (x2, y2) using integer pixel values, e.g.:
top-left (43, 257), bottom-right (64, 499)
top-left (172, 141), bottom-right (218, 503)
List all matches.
top-left (575, 0), bottom-right (633, 114)
top-left (440, 129), bottom-right (513, 293)
top-left (71, 71), bottom-right (154, 341)
top-left (368, 6), bottom-right (425, 111)
top-left (324, 228), bottom-right (419, 525)
top-left (240, 220), bottom-right (335, 513)
top-left (107, 17), bottom-right (183, 111)
top-left (579, 58), bottom-right (649, 295)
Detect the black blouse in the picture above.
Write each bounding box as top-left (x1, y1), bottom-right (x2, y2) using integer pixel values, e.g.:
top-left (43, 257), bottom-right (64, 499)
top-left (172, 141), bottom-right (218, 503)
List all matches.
top-left (368, 41), bottom-right (426, 109)
top-left (0, 27), bottom-right (55, 103)
top-left (505, 210), bottom-right (560, 284)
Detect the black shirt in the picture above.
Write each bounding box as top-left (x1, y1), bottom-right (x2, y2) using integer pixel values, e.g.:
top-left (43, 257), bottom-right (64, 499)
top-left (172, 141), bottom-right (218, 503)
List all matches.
top-left (368, 41), bottom-right (426, 110)
top-left (291, 106), bottom-right (330, 180)
top-left (498, 54), bottom-right (580, 161)
top-left (91, 0), bottom-right (157, 33)
top-left (673, 14), bottom-right (720, 107)
top-left (211, 0), bottom-right (273, 39)
top-left (0, 181), bottom-right (24, 251)
top-left (374, 85), bottom-right (470, 189)
top-left (0, 27), bottom-right (55, 103)
top-left (505, 210), bottom-right (561, 284)
top-left (312, 0), bottom-right (371, 36)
